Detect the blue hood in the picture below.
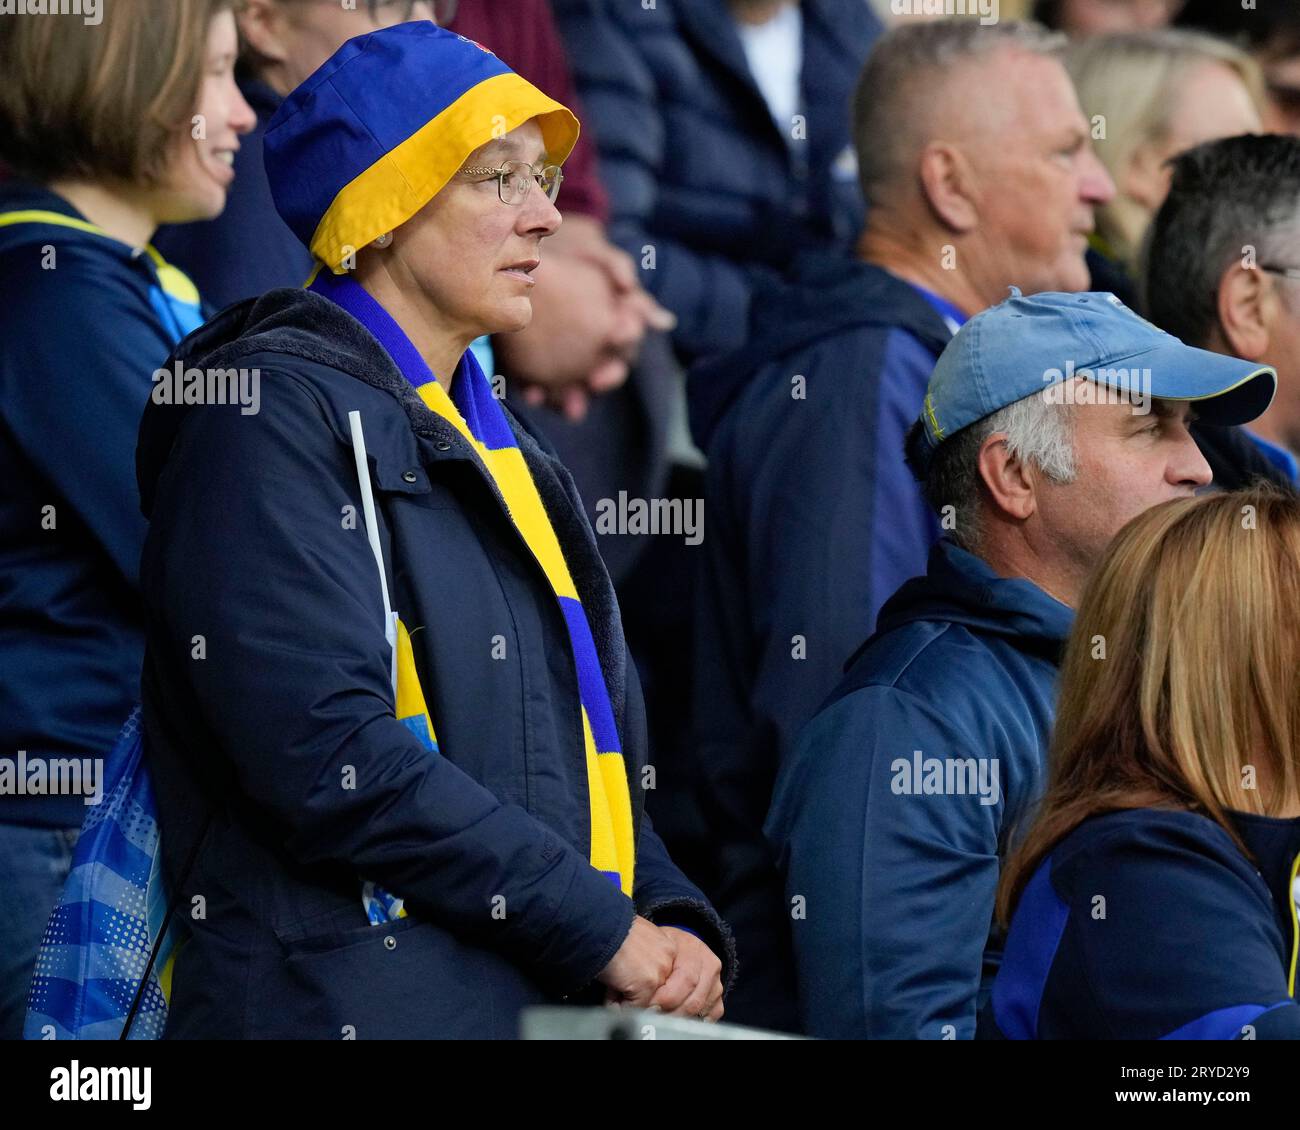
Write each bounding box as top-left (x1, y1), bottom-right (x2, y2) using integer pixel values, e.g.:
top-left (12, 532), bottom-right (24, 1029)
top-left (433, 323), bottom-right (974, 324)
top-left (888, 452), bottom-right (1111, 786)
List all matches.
top-left (0, 180), bottom-right (107, 255)
top-left (0, 180), bottom-right (206, 343)
top-left (864, 539), bottom-right (1074, 663)
top-left (136, 285), bottom-right (412, 520)
top-left (688, 251), bottom-right (952, 449)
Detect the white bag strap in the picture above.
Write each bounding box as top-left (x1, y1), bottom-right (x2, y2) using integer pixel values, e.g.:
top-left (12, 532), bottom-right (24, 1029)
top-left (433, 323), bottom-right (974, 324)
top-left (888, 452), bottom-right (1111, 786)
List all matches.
top-left (348, 410), bottom-right (399, 687)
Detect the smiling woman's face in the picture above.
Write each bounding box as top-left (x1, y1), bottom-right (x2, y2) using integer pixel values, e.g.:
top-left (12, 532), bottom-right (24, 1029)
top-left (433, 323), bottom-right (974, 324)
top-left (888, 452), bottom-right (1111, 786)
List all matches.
top-left (392, 119), bottom-right (563, 341)
top-left (153, 10), bottom-right (256, 224)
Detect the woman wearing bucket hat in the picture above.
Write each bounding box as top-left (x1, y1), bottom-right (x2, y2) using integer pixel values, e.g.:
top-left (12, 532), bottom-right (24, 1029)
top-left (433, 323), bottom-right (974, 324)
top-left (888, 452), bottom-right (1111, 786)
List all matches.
top-left (135, 22), bottom-right (732, 1039)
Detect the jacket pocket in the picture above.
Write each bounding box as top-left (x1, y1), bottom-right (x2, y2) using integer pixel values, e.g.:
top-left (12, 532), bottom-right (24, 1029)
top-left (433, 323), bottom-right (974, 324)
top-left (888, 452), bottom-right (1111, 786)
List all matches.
top-left (272, 909), bottom-right (423, 956)
top-left (254, 916), bottom-right (548, 1039)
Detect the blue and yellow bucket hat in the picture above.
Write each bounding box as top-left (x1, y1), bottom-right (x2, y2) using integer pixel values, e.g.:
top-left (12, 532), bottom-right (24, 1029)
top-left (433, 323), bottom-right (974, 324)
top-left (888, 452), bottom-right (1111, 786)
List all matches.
top-left (264, 21), bottom-right (579, 273)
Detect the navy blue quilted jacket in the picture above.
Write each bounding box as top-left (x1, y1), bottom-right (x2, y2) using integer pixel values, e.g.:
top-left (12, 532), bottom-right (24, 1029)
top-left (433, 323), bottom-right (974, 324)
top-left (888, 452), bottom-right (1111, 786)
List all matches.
top-left (552, 0), bottom-right (882, 360)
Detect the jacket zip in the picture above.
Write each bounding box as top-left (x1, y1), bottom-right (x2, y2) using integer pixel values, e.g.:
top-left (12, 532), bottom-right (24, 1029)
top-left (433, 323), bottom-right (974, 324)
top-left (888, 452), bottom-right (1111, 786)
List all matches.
top-left (423, 419), bottom-right (613, 761)
top-left (1288, 850), bottom-right (1300, 996)
top-left (355, 407), bottom-right (623, 853)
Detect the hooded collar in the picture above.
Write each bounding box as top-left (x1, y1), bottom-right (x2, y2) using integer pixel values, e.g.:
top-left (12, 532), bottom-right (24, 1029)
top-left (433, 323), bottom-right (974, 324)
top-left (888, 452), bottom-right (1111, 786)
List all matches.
top-left (136, 286), bottom-right (440, 512)
top-left (0, 179), bottom-right (85, 222)
top-left (864, 539), bottom-right (1074, 666)
top-left (0, 180), bottom-right (148, 260)
top-left (688, 252), bottom-right (953, 450)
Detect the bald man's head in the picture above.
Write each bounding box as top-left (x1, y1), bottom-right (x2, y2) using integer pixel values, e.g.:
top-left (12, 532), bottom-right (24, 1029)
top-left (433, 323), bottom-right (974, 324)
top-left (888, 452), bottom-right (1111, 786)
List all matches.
top-left (853, 19), bottom-right (1115, 302)
top-left (853, 20), bottom-right (1068, 213)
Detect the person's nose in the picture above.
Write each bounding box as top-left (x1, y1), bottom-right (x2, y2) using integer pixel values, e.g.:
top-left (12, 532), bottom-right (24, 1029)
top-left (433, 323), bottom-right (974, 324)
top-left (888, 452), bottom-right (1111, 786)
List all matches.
top-left (518, 183), bottom-right (562, 238)
top-left (1078, 144), bottom-right (1116, 207)
top-left (228, 82), bottom-right (257, 137)
top-left (1169, 427), bottom-right (1213, 491)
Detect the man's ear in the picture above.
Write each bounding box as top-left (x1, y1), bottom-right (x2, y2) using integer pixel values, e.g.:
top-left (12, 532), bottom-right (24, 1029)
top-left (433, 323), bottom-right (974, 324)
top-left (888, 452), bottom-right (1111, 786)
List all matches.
top-left (1216, 260), bottom-right (1271, 362)
top-left (918, 141), bottom-right (979, 234)
top-left (977, 431), bottom-right (1037, 523)
top-left (237, 0), bottom-right (289, 67)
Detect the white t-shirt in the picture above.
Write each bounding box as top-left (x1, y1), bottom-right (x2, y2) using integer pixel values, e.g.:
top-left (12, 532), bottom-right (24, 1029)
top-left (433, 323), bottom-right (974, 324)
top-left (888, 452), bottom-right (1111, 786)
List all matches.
top-left (735, 2), bottom-right (804, 133)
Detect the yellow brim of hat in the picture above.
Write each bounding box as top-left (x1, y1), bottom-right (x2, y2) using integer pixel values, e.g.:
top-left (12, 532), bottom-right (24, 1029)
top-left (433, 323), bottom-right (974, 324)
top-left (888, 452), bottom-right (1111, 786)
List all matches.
top-left (311, 71), bottom-right (579, 273)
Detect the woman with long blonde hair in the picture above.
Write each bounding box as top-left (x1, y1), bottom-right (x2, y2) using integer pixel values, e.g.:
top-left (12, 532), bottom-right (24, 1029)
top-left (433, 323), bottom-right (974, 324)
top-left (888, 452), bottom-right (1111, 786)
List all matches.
top-left (984, 486), bottom-right (1300, 1039)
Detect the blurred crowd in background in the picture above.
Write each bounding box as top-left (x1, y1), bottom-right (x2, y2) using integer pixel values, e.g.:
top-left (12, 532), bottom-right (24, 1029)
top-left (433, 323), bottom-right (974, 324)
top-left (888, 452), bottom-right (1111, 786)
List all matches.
top-left (5, 0), bottom-right (1300, 1041)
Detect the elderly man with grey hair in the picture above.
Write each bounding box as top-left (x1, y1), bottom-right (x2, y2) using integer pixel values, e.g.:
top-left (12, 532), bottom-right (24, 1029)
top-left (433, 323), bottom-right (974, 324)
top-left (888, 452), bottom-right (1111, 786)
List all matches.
top-left (688, 17), bottom-right (1113, 1030)
top-left (763, 289), bottom-right (1275, 1039)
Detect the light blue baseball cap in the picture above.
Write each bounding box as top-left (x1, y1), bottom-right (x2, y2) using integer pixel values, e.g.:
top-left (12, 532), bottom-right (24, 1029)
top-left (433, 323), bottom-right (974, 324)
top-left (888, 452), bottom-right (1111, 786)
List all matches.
top-left (912, 289), bottom-right (1276, 472)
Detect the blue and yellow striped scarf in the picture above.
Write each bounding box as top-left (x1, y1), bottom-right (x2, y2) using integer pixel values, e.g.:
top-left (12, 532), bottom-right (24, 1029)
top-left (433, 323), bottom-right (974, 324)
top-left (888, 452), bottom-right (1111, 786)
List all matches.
top-left (312, 271), bottom-right (636, 897)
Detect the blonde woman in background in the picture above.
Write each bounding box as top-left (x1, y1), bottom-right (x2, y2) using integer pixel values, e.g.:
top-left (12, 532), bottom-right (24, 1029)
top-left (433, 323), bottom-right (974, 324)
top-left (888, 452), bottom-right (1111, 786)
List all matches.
top-left (1066, 28), bottom-right (1265, 301)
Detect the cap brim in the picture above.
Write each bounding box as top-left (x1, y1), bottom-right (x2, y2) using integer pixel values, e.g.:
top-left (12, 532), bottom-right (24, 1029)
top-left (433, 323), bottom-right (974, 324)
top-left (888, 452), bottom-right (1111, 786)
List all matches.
top-left (1098, 342), bottom-right (1276, 426)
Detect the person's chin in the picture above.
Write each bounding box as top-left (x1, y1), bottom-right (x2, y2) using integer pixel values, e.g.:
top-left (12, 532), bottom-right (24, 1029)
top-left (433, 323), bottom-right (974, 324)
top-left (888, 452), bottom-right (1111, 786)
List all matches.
top-left (493, 298), bottom-right (533, 336)
top-left (192, 192), bottom-right (227, 223)
top-left (1049, 256), bottom-right (1092, 296)
top-left (158, 187), bottom-right (227, 227)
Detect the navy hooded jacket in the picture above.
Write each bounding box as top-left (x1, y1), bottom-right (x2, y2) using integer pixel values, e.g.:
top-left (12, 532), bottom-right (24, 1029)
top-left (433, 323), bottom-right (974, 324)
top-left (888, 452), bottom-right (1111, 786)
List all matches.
top-left (0, 181), bottom-right (206, 829)
top-left (685, 253), bottom-right (953, 1031)
top-left (983, 807), bottom-right (1300, 1040)
top-left (552, 0), bottom-right (882, 360)
top-left (136, 287), bottom-right (733, 1039)
top-left (765, 540), bottom-right (1073, 1039)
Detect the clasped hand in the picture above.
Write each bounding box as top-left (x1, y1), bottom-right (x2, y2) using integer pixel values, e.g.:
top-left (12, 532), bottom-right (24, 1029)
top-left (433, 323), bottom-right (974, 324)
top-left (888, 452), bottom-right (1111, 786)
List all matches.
top-left (597, 915), bottom-right (724, 1022)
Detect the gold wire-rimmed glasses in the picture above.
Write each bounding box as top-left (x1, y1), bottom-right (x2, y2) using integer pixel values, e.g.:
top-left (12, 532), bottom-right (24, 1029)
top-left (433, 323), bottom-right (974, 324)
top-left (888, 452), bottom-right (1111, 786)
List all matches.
top-left (459, 160), bottom-right (564, 205)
